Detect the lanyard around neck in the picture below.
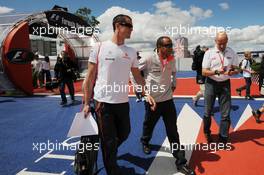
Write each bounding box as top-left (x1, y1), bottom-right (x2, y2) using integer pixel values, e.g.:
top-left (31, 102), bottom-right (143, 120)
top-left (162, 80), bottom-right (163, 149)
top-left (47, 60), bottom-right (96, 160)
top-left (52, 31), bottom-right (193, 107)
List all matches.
top-left (159, 55), bottom-right (174, 72)
top-left (217, 52), bottom-right (225, 68)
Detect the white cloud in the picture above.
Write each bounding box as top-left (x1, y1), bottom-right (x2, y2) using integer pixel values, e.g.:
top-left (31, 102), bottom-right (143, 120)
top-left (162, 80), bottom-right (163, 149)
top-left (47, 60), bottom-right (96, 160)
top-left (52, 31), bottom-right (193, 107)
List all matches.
top-left (219, 2), bottom-right (229, 10)
top-left (97, 1), bottom-right (264, 52)
top-left (228, 25), bottom-right (264, 51)
top-left (0, 6), bottom-right (14, 14)
top-left (190, 6), bottom-right (213, 20)
top-left (185, 25), bottom-right (264, 51)
top-left (98, 1), bottom-right (213, 51)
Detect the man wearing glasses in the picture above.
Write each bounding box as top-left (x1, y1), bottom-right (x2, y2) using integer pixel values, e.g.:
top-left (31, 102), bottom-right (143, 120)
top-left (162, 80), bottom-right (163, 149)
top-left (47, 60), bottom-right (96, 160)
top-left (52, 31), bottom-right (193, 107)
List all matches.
top-left (139, 36), bottom-right (195, 175)
top-left (83, 14), bottom-right (156, 175)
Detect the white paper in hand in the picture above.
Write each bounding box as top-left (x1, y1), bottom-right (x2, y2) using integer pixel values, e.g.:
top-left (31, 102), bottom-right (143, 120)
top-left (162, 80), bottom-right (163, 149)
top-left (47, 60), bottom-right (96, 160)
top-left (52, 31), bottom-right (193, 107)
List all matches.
top-left (67, 112), bottom-right (98, 137)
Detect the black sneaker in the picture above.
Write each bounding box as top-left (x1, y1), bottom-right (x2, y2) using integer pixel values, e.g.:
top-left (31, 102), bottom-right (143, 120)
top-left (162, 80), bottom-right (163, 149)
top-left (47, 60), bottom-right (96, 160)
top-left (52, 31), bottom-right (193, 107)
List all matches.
top-left (245, 95), bottom-right (254, 100)
top-left (70, 99), bottom-right (77, 105)
top-left (236, 89), bottom-right (241, 96)
top-left (177, 164), bottom-right (196, 175)
top-left (252, 110), bottom-right (261, 123)
top-left (205, 133), bottom-right (213, 143)
top-left (142, 143), bottom-right (151, 155)
top-left (218, 135), bottom-right (228, 144)
top-left (60, 101), bottom-right (67, 106)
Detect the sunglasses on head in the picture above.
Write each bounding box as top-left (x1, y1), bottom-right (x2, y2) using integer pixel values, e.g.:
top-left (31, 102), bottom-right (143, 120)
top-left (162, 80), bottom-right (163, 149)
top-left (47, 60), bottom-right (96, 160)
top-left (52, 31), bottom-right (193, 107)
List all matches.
top-left (119, 22), bottom-right (133, 28)
top-left (162, 43), bottom-right (173, 48)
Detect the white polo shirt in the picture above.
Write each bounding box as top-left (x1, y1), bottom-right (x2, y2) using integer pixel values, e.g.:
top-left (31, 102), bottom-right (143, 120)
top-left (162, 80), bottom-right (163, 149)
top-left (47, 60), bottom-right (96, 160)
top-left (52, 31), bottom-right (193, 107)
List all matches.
top-left (202, 46), bottom-right (239, 82)
top-left (89, 40), bottom-right (138, 104)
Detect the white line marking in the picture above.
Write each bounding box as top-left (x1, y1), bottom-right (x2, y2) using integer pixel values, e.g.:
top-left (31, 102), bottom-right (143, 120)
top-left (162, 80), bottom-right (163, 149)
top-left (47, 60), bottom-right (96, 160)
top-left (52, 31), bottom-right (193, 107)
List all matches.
top-left (234, 104), bottom-right (253, 131)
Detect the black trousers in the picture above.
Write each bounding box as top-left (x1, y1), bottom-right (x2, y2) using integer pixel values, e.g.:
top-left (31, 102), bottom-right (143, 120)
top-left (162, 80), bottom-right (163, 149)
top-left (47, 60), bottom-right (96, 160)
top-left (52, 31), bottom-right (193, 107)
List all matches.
top-left (237, 77), bottom-right (252, 96)
top-left (95, 102), bottom-right (130, 175)
top-left (59, 79), bottom-right (75, 102)
top-left (141, 99), bottom-right (187, 167)
top-left (41, 69), bottom-right (51, 83)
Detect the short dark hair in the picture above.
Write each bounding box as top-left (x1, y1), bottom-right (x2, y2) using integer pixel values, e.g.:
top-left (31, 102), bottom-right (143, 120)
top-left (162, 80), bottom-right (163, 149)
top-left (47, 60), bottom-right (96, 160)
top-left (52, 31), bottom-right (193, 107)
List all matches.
top-left (44, 56), bottom-right (50, 62)
top-left (112, 14), bottom-right (132, 31)
top-left (156, 36), bottom-right (171, 50)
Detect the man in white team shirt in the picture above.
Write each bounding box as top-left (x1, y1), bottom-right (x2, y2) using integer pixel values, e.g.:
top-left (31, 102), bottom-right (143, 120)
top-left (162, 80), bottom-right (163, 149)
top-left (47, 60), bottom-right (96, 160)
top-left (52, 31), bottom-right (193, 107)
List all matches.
top-left (83, 14), bottom-right (156, 175)
top-left (202, 31), bottom-right (239, 144)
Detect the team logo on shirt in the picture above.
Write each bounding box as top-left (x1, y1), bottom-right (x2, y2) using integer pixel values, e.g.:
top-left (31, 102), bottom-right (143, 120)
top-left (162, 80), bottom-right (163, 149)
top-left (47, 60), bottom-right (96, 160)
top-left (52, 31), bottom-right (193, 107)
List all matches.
top-left (105, 50), bottom-right (115, 61)
top-left (122, 53), bottom-right (130, 59)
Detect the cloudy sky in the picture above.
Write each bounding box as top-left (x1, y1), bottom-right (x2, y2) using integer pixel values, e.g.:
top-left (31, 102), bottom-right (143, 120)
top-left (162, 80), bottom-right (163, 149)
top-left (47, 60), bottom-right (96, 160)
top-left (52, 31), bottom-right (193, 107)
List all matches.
top-left (0, 0), bottom-right (264, 52)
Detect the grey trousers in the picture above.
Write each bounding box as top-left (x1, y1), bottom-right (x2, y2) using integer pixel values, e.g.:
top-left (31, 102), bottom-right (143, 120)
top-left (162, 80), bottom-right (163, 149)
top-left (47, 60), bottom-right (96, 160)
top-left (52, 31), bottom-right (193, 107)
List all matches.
top-left (204, 78), bottom-right (231, 138)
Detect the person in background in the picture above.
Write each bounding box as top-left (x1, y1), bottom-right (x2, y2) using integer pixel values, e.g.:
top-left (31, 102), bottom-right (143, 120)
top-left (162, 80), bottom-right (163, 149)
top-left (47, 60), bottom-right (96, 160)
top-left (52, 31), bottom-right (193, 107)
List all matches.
top-left (192, 45), bottom-right (207, 106)
top-left (31, 53), bottom-right (42, 88)
top-left (54, 51), bottom-right (77, 105)
top-left (258, 55), bottom-right (264, 93)
top-left (236, 51), bottom-right (255, 100)
top-left (252, 103), bottom-right (264, 123)
top-left (41, 56), bottom-right (52, 85)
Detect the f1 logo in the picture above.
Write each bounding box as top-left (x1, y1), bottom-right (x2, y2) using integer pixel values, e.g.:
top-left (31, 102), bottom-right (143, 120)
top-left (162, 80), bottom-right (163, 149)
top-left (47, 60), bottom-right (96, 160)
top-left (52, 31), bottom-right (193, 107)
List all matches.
top-left (50, 14), bottom-right (60, 21)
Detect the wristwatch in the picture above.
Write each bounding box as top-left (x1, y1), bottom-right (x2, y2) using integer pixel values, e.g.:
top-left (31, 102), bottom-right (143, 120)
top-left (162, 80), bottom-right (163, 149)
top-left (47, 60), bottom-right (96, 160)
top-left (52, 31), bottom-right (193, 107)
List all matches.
top-left (214, 70), bottom-right (220, 75)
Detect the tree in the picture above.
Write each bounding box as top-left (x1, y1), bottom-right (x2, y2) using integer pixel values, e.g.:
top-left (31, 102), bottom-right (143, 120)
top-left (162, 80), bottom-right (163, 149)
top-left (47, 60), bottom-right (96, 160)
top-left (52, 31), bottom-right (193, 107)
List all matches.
top-left (75, 7), bottom-right (99, 27)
